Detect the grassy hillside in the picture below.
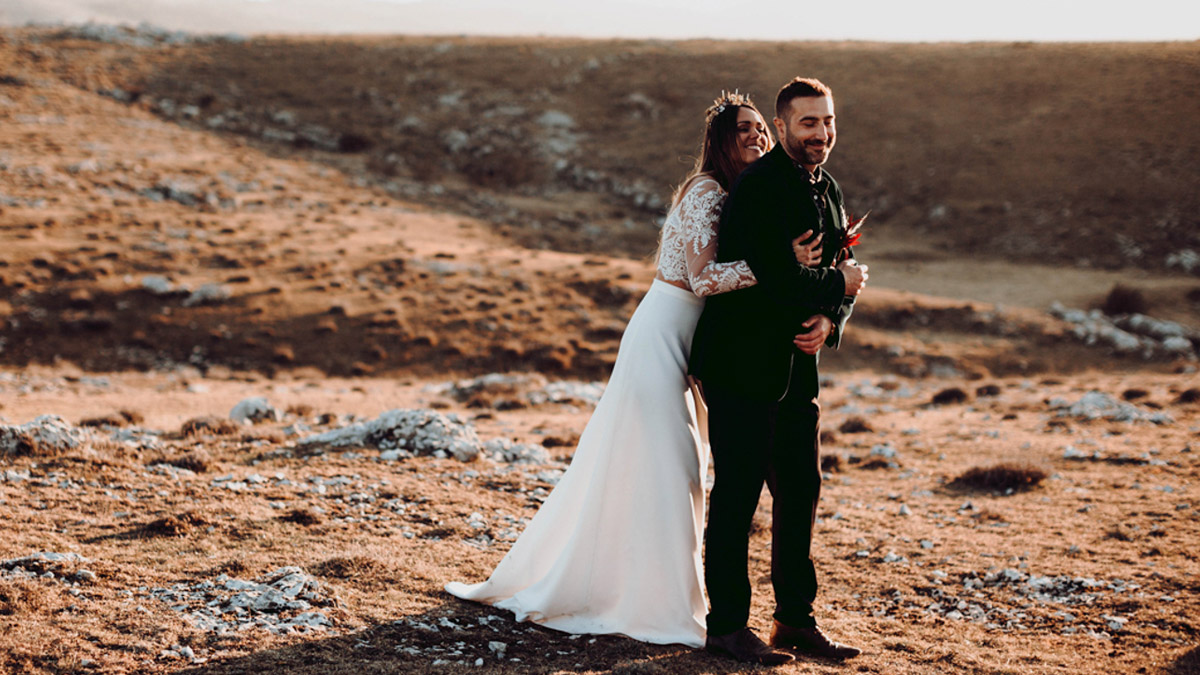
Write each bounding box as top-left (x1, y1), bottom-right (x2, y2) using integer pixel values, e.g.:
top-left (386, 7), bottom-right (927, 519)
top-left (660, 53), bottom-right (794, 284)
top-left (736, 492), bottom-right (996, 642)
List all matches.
top-left (1, 27), bottom-right (1197, 379)
top-left (41, 34), bottom-right (1199, 269)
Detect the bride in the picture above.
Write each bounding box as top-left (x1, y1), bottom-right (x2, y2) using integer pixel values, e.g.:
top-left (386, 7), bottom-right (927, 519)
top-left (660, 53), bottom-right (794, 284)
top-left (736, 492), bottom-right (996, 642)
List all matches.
top-left (445, 92), bottom-right (824, 647)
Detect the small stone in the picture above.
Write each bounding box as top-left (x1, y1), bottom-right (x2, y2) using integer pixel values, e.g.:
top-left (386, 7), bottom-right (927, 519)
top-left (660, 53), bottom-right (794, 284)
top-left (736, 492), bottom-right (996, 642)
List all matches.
top-left (870, 444), bottom-right (897, 459)
top-left (230, 397), bottom-right (280, 424)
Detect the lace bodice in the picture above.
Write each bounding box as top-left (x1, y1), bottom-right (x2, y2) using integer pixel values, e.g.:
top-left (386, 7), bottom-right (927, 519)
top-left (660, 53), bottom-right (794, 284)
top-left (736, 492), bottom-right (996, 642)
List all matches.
top-left (656, 177), bottom-right (757, 297)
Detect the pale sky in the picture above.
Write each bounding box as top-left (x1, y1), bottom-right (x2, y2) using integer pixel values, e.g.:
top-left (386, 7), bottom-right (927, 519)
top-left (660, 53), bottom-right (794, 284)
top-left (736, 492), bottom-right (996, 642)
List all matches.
top-left (7, 0), bottom-right (1200, 41)
top-left (344, 0), bottom-right (1199, 41)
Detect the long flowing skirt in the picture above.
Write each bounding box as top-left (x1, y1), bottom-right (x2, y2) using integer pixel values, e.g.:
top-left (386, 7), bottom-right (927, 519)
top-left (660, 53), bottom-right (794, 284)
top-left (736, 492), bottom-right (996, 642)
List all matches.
top-left (445, 279), bottom-right (709, 647)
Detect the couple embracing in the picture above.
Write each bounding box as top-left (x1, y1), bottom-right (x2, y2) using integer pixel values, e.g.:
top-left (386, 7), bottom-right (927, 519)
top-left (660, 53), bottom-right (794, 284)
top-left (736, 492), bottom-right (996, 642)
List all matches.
top-left (447, 77), bottom-right (869, 666)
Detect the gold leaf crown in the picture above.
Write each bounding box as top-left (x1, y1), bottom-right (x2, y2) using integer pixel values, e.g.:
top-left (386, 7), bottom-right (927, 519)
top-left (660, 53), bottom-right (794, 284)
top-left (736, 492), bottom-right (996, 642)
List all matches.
top-left (705, 89), bottom-right (753, 126)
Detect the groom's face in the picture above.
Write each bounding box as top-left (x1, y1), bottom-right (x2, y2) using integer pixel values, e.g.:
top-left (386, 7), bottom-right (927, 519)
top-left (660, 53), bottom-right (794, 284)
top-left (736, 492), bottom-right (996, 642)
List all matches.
top-left (773, 95), bottom-right (836, 171)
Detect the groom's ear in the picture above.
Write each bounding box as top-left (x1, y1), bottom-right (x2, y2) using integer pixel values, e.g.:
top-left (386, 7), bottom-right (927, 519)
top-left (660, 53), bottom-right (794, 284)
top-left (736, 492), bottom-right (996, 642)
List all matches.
top-left (773, 117), bottom-right (786, 139)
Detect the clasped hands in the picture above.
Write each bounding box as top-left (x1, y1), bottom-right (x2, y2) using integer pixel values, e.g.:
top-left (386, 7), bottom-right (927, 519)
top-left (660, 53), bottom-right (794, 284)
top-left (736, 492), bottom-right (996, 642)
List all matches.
top-left (789, 230), bottom-right (869, 354)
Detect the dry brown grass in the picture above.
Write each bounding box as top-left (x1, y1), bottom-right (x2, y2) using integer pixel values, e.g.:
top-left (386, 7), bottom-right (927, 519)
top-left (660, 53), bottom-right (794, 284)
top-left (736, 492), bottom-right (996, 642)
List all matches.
top-left (240, 429), bottom-right (286, 444)
top-left (1101, 284), bottom-right (1149, 316)
top-left (820, 454), bottom-right (842, 473)
top-left (0, 29), bottom-right (1197, 674)
top-left (144, 511), bottom-right (214, 537)
top-left (78, 410), bottom-right (144, 428)
top-left (311, 555), bottom-right (400, 592)
top-left (1105, 524), bottom-right (1138, 542)
top-left (975, 383), bottom-right (1002, 397)
top-left (286, 403), bottom-right (315, 418)
top-left (280, 508), bottom-right (324, 526)
top-left (160, 451), bottom-right (212, 474)
top-left (858, 458), bottom-right (896, 470)
top-left (951, 462), bottom-right (1048, 493)
top-left (0, 370), bottom-right (1197, 674)
top-left (837, 417), bottom-right (874, 433)
top-left (931, 387), bottom-right (970, 406)
top-left (0, 577), bottom-right (56, 616)
top-left (180, 416), bottom-right (241, 437)
top-left (1175, 388), bottom-right (1200, 404)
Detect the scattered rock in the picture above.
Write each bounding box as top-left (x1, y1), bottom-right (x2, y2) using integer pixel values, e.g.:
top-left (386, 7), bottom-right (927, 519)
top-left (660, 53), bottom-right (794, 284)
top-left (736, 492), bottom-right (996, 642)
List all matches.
top-left (1, 552), bottom-right (95, 583)
top-left (298, 408), bottom-right (553, 465)
top-left (53, 22), bottom-right (243, 48)
top-left (1050, 303), bottom-right (1198, 360)
top-left (145, 566), bottom-right (336, 635)
top-left (1051, 391), bottom-right (1174, 424)
top-left (482, 438), bottom-right (549, 464)
top-left (427, 373), bottom-right (605, 409)
top-left (1166, 249), bottom-right (1199, 274)
top-left (141, 275), bottom-right (176, 295)
top-left (299, 409), bottom-right (483, 462)
top-left (183, 283), bottom-right (231, 307)
top-left (230, 397), bottom-right (281, 424)
top-left (0, 416), bottom-right (95, 456)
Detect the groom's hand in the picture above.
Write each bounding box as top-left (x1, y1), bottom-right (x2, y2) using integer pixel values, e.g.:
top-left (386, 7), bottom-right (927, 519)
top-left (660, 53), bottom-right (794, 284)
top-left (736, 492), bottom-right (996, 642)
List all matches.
top-left (838, 259), bottom-right (868, 296)
top-left (793, 315), bottom-right (833, 355)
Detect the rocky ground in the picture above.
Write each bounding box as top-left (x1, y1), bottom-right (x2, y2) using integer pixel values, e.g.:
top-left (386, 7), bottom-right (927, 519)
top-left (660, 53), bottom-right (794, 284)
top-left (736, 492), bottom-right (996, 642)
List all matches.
top-left (1, 24), bottom-right (1199, 675)
top-left (2, 369), bottom-right (1198, 674)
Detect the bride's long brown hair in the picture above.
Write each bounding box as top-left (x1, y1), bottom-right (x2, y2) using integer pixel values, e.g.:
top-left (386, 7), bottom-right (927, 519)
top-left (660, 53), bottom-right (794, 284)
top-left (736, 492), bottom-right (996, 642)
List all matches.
top-left (670, 91), bottom-right (773, 207)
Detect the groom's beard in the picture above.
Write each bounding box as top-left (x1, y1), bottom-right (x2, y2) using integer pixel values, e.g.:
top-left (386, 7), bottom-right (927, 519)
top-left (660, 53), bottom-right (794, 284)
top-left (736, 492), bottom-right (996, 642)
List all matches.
top-left (785, 135), bottom-right (833, 167)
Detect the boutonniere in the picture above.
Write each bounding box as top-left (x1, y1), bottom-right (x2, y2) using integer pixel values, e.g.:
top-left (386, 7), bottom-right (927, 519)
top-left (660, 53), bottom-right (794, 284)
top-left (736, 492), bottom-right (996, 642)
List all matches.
top-left (835, 211), bottom-right (868, 263)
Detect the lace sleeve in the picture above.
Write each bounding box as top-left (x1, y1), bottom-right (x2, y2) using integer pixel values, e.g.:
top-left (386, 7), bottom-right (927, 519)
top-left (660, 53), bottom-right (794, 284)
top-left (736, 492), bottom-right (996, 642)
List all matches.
top-left (678, 178), bottom-right (758, 297)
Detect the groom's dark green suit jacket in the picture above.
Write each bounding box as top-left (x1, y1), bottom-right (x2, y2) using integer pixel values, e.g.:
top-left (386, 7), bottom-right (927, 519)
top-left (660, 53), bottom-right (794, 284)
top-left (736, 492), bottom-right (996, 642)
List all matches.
top-left (689, 144), bottom-right (856, 402)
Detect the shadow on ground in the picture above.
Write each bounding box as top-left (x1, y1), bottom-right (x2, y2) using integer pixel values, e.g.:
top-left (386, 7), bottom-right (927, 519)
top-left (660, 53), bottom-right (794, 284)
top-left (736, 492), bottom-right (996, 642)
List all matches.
top-left (173, 598), bottom-right (778, 675)
top-left (1169, 645), bottom-right (1200, 675)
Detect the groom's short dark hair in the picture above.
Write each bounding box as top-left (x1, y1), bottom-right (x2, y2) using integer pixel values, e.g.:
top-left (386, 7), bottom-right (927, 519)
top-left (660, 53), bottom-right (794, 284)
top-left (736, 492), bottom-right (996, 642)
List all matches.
top-left (775, 78), bottom-right (833, 119)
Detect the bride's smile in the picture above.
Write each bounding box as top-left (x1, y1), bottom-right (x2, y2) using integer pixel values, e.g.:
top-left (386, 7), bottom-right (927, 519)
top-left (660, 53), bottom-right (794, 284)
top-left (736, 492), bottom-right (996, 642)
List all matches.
top-left (735, 107), bottom-right (770, 165)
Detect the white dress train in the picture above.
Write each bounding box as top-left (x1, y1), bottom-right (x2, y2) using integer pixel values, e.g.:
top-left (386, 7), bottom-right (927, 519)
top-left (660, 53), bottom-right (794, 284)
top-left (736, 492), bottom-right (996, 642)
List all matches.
top-left (445, 177), bottom-right (756, 647)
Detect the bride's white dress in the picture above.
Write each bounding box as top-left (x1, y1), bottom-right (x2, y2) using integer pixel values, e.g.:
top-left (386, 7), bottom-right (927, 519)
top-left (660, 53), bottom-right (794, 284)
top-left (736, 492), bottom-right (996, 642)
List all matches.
top-left (445, 177), bottom-right (756, 647)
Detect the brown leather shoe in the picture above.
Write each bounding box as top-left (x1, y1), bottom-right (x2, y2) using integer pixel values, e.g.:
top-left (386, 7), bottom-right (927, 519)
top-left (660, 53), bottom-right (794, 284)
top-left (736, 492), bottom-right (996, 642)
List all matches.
top-left (770, 620), bottom-right (861, 660)
top-left (706, 627), bottom-right (795, 666)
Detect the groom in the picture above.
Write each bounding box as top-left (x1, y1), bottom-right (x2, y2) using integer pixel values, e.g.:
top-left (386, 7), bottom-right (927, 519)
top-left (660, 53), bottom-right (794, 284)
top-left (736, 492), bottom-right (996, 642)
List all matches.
top-left (689, 77), bottom-right (867, 665)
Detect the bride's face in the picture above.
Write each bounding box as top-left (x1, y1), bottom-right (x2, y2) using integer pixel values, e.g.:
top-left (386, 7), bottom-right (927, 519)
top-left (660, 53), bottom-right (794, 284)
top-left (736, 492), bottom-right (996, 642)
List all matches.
top-left (734, 107), bottom-right (770, 166)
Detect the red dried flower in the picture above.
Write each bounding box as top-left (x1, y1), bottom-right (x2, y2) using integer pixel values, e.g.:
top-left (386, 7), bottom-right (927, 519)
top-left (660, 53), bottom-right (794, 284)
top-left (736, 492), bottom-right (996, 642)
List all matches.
top-left (835, 211), bottom-right (868, 263)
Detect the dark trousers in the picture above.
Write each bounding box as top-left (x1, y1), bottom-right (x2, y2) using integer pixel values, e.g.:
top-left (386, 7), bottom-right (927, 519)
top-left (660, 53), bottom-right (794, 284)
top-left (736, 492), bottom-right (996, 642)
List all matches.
top-left (703, 380), bottom-right (822, 636)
